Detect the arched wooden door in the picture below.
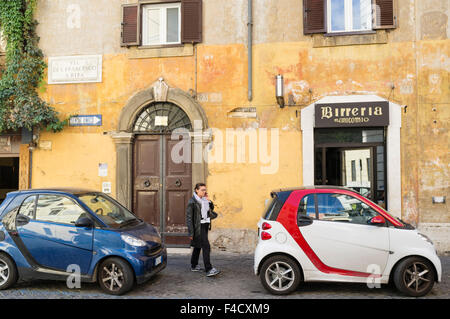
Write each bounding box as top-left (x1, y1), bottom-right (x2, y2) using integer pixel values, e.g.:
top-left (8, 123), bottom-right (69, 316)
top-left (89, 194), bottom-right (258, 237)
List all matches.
top-left (132, 102), bottom-right (192, 247)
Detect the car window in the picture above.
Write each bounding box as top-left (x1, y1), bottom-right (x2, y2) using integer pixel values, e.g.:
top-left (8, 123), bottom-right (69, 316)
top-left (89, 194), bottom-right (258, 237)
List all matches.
top-left (18, 195), bottom-right (37, 218)
top-left (263, 197), bottom-right (283, 220)
top-left (77, 193), bottom-right (139, 229)
top-left (35, 195), bottom-right (87, 225)
top-left (262, 191), bottom-right (291, 221)
top-left (317, 193), bottom-right (379, 225)
top-left (298, 194), bottom-right (316, 219)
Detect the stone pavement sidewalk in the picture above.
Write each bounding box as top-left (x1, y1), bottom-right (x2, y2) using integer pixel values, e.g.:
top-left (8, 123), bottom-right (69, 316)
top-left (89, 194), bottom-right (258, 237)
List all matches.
top-left (0, 251), bottom-right (448, 299)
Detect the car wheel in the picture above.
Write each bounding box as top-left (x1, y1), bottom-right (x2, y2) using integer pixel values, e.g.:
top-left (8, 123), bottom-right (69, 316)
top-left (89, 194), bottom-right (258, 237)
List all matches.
top-left (0, 253), bottom-right (18, 290)
top-left (259, 255), bottom-right (301, 295)
top-left (393, 256), bottom-right (435, 297)
top-left (98, 257), bottom-right (135, 295)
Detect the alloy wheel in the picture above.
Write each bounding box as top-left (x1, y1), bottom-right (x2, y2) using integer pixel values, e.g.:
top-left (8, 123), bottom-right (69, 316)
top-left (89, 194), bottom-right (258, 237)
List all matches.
top-left (0, 260), bottom-right (9, 286)
top-left (101, 262), bottom-right (125, 292)
top-left (265, 261), bottom-right (295, 292)
top-left (402, 261), bottom-right (432, 294)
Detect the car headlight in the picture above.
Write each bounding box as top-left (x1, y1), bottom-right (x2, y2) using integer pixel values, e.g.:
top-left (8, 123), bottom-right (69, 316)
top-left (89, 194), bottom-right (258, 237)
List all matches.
top-left (418, 233), bottom-right (434, 246)
top-left (121, 234), bottom-right (147, 247)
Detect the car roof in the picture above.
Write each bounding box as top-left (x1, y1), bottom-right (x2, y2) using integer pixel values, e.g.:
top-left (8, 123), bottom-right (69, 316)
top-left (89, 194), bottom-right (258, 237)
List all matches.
top-left (271, 185), bottom-right (360, 195)
top-left (7, 188), bottom-right (99, 196)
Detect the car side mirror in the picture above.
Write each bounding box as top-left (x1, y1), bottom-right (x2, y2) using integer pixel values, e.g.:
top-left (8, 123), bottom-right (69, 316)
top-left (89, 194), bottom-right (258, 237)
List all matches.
top-left (75, 217), bottom-right (93, 228)
top-left (369, 215), bottom-right (386, 226)
top-left (16, 214), bottom-right (31, 226)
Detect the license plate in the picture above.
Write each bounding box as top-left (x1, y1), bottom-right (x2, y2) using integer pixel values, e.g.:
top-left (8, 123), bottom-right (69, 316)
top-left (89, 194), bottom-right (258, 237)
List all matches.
top-left (155, 256), bottom-right (162, 266)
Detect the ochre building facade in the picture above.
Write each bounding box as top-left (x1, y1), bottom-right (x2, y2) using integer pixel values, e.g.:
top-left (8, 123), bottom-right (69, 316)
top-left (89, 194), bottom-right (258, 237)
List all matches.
top-left (0, 0), bottom-right (448, 253)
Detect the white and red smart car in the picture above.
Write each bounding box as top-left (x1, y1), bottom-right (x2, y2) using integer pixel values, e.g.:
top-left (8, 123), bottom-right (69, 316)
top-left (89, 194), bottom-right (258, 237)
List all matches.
top-left (254, 187), bottom-right (442, 297)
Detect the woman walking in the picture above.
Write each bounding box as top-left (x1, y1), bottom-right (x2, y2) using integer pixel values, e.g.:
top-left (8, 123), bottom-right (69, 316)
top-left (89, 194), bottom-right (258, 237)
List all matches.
top-left (186, 183), bottom-right (220, 277)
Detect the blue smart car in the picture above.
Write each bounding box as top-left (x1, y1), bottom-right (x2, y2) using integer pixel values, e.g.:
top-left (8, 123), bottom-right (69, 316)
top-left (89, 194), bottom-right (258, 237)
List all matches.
top-left (0, 189), bottom-right (167, 295)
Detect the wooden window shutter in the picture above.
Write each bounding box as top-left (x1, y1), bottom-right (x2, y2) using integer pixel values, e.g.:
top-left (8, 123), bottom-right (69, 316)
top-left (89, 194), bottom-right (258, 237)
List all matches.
top-left (121, 4), bottom-right (140, 46)
top-left (181, 0), bottom-right (202, 43)
top-left (373, 0), bottom-right (397, 29)
top-left (303, 0), bottom-right (326, 34)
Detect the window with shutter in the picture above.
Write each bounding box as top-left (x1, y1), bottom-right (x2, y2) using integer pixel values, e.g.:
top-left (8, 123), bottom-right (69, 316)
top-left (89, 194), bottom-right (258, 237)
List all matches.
top-left (121, 1), bottom-right (203, 47)
top-left (373, 0), bottom-right (396, 29)
top-left (327, 0), bottom-right (372, 33)
top-left (121, 4), bottom-right (140, 46)
top-left (181, 0), bottom-right (202, 43)
top-left (303, 0), bottom-right (326, 34)
top-left (141, 3), bottom-right (181, 46)
top-left (303, 0), bottom-right (396, 35)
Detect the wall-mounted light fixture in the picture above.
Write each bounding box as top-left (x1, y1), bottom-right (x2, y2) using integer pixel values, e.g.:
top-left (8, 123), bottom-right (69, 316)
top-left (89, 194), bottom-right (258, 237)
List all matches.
top-left (275, 74), bottom-right (285, 108)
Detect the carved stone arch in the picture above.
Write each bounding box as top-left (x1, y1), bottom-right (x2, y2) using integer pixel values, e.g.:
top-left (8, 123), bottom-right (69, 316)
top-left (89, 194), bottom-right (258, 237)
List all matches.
top-left (112, 79), bottom-right (209, 209)
top-left (118, 85), bottom-right (208, 132)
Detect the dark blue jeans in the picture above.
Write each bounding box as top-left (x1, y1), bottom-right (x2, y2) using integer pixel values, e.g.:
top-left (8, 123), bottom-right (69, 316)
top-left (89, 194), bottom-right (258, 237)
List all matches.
top-left (191, 223), bottom-right (212, 272)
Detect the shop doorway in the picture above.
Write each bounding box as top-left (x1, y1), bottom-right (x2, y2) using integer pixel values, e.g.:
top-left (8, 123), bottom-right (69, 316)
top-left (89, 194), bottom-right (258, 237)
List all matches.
top-left (314, 128), bottom-right (387, 208)
top-left (0, 157), bottom-right (19, 202)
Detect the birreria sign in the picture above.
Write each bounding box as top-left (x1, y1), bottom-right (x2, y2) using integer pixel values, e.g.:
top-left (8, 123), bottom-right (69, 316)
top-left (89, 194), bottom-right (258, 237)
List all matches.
top-left (315, 101), bottom-right (389, 128)
top-left (170, 120), bottom-right (280, 175)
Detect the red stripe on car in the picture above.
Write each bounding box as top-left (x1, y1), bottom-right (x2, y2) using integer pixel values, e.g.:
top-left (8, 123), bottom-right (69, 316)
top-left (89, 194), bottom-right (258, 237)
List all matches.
top-left (277, 190), bottom-right (385, 278)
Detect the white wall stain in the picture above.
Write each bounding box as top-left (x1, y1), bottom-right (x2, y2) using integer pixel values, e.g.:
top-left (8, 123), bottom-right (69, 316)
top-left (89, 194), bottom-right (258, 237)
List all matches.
top-left (352, 80), bottom-right (363, 88)
top-left (400, 78), bottom-right (414, 95)
top-left (285, 80), bottom-right (309, 103)
top-left (429, 73), bottom-right (442, 94)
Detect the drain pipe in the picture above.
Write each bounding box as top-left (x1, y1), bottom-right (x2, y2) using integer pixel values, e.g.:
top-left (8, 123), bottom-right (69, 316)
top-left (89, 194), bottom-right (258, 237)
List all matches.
top-left (247, 0), bottom-right (253, 101)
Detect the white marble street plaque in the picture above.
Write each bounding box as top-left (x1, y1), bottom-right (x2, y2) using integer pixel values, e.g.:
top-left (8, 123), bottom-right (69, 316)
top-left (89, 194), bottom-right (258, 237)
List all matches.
top-left (48, 55), bottom-right (102, 84)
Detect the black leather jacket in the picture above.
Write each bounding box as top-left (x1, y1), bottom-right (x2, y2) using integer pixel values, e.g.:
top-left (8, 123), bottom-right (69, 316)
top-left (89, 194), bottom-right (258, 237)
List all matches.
top-left (186, 196), bottom-right (216, 247)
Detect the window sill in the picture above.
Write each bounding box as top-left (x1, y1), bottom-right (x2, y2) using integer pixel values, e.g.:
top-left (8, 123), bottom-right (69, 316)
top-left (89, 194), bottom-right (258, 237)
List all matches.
top-left (324, 30), bottom-right (376, 37)
top-left (126, 43), bottom-right (193, 59)
top-left (312, 30), bottom-right (388, 48)
top-left (138, 44), bottom-right (184, 49)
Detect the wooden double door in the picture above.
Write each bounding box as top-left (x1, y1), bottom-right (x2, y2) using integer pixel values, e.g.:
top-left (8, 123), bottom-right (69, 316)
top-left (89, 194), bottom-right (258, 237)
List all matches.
top-left (133, 134), bottom-right (192, 246)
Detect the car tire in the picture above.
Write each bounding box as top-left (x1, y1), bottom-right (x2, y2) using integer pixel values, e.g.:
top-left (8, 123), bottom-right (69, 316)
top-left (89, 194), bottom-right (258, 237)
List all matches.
top-left (259, 255), bottom-right (301, 295)
top-left (0, 252), bottom-right (18, 290)
top-left (98, 257), bottom-right (135, 295)
top-left (393, 256), bottom-right (435, 297)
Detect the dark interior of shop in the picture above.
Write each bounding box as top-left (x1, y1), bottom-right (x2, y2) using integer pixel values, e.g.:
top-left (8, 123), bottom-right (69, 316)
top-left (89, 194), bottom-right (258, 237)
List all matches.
top-left (0, 157), bottom-right (19, 203)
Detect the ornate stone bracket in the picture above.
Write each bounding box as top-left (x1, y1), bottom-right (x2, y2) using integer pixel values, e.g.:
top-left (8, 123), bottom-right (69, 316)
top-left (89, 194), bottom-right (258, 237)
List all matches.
top-left (153, 77), bottom-right (169, 102)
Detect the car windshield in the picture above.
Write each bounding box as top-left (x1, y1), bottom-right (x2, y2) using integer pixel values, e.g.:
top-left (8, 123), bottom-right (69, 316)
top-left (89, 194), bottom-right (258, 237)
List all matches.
top-left (77, 193), bottom-right (140, 229)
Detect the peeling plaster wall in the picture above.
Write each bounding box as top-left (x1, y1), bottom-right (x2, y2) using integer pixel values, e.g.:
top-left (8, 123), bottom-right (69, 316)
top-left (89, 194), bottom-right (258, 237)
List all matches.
top-left (32, 0), bottom-right (450, 253)
top-left (413, 0), bottom-right (449, 236)
top-left (35, 0), bottom-right (125, 56)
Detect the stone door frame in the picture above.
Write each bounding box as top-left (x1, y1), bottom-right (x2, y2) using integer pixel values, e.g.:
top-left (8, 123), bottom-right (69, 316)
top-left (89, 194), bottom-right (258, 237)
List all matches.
top-left (112, 79), bottom-right (209, 209)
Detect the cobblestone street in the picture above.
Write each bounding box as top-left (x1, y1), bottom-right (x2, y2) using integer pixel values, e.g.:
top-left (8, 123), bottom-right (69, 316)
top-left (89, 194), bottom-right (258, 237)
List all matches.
top-left (0, 251), bottom-right (448, 299)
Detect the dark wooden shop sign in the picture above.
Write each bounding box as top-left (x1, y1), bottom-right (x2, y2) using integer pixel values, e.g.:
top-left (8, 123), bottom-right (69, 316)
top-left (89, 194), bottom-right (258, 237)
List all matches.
top-left (315, 101), bottom-right (389, 128)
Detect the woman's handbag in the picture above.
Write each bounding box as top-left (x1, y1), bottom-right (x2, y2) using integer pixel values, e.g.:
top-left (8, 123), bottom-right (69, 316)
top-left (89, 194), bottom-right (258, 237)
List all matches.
top-left (208, 201), bottom-right (218, 220)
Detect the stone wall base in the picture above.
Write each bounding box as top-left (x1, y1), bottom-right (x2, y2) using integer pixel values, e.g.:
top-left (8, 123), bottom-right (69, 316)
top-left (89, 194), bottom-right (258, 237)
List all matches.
top-left (417, 223), bottom-right (450, 256)
top-left (209, 228), bottom-right (258, 254)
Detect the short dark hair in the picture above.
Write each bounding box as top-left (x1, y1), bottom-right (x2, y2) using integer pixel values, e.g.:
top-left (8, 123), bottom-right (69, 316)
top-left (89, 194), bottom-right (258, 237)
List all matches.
top-left (195, 183), bottom-right (206, 190)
